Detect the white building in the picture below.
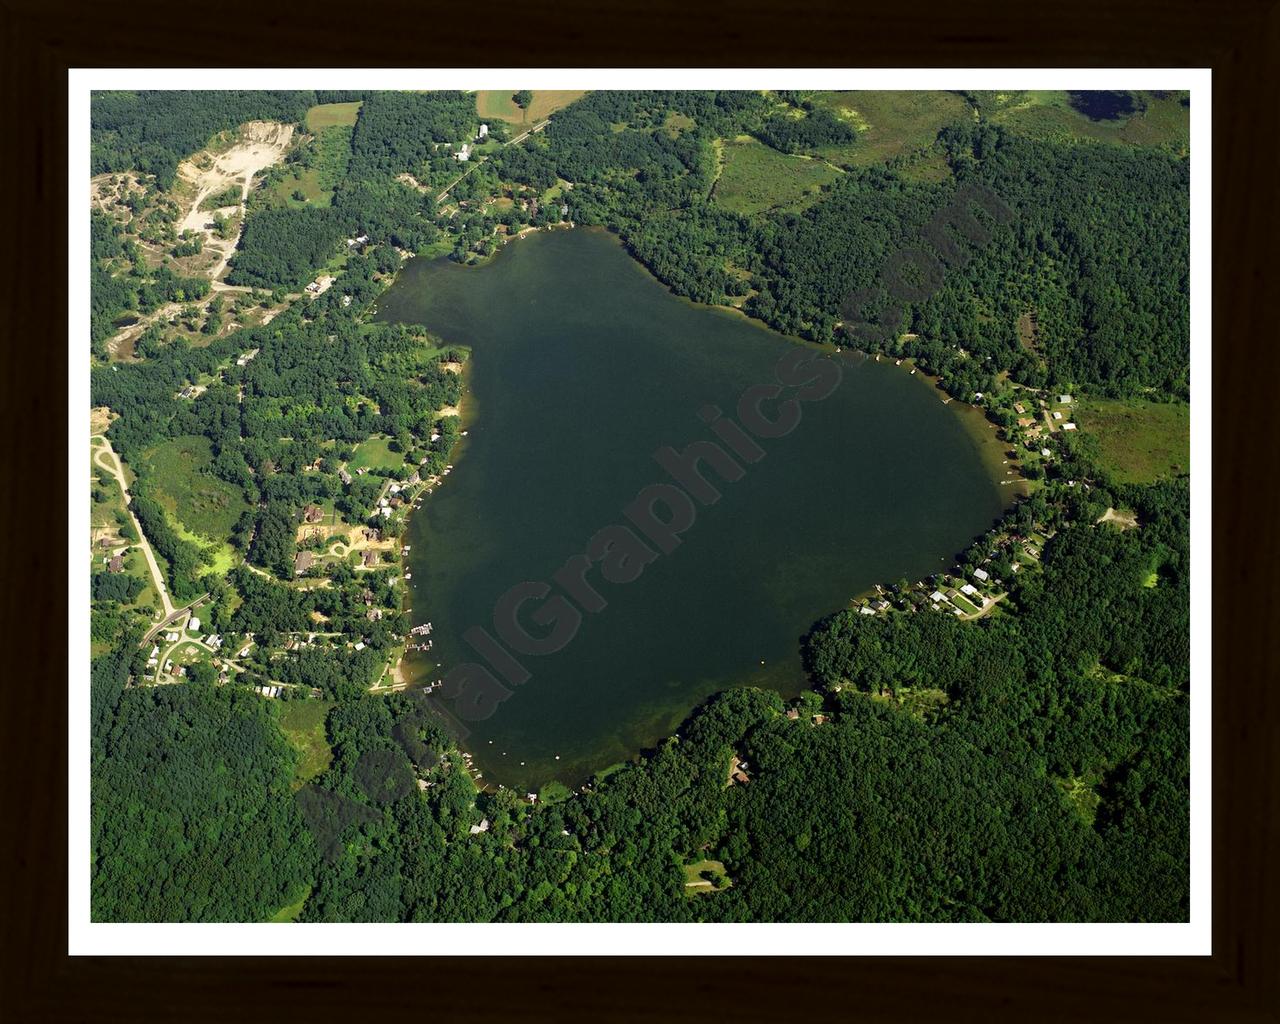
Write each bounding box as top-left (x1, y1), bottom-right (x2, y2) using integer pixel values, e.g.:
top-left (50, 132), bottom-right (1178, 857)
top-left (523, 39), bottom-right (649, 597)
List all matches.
top-left (477, 123), bottom-right (489, 139)
top-left (973, 567), bottom-right (990, 581)
top-left (454, 144), bottom-right (471, 162)
top-left (188, 617), bottom-right (200, 633)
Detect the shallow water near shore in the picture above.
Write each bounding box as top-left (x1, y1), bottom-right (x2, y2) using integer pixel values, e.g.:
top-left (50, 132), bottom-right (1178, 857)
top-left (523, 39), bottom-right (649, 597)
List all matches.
top-left (375, 228), bottom-right (1008, 790)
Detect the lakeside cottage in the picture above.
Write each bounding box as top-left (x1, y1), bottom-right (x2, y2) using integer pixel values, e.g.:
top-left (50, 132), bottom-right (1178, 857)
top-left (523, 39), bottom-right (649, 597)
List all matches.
top-left (973, 567), bottom-right (990, 581)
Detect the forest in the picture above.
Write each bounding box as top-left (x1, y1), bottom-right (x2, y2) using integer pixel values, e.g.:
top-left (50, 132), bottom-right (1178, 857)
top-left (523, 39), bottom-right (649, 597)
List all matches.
top-left (88, 89), bottom-right (1192, 924)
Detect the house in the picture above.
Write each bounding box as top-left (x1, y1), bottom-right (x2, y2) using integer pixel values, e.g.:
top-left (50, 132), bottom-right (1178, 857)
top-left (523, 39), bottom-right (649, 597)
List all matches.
top-left (303, 504), bottom-right (323, 524)
top-left (454, 144), bottom-right (471, 162)
top-left (188, 617), bottom-right (200, 633)
top-left (380, 506), bottom-right (392, 518)
top-left (305, 281), bottom-right (320, 294)
top-left (367, 607), bottom-right (383, 621)
top-left (338, 468), bottom-right (352, 485)
top-left (362, 550), bottom-right (378, 568)
top-left (341, 295), bottom-right (352, 308)
top-left (1058, 394), bottom-right (1073, 405)
top-left (785, 708), bottom-right (800, 720)
top-left (960, 583), bottom-right (979, 597)
top-left (1041, 448), bottom-right (1052, 458)
top-left (469, 818), bottom-right (490, 834)
top-left (930, 591), bottom-right (946, 603)
top-left (973, 567), bottom-right (990, 582)
top-left (1013, 402), bottom-right (1026, 415)
top-left (1063, 422), bottom-right (1077, 431)
top-left (477, 123), bottom-right (489, 139)
top-left (859, 605), bottom-right (876, 616)
top-left (560, 203), bottom-right (569, 217)
top-left (407, 471), bottom-right (420, 485)
top-left (107, 554), bottom-right (124, 573)
top-left (354, 641), bottom-right (366, 651)
top-left (294, 551), bottom-right (315, 575)
top-left (1052, 411), bottom-right (1063, 420)
top-left (1017, 417), bottom-right (1035, 428)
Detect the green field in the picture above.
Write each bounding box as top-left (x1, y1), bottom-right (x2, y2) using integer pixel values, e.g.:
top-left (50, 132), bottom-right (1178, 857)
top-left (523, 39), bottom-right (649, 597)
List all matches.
top-left (277, 700), bottom-right (334, 784)
top-left (808, 90), bottom-right (972, 170)
top-left (271, 166), bottom-right (329, 207)
top-left (683, 859), bottom-right (730, 892)
top-left (346, 435), bottom-right (407, 473)
top-left (988, 91), bottom-right (1190, 155)
top-left (141, 435), bottom-right (252, 547)
top-left (305, 101), bottom-right (362, 131)
top-left (1076, 398), bottom-right (1191, 484)
top-left (475, 90), bottom-right (588, 124)
top-left (712, 138), bottom-right (840, 216)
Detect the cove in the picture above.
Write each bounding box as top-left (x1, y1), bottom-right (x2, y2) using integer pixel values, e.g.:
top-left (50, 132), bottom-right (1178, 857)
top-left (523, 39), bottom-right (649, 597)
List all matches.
top-left (376, 228), bottom-right (1008, 790)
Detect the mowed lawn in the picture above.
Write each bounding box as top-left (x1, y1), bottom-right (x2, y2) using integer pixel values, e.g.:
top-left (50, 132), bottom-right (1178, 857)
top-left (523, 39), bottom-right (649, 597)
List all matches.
top-left (305, 101), bottom-right (362, 131)
top-left (989, 91), bottom-right (1190, 154)
top-left (712, 138), bottom-right (840, 216)
top-left (475, 90), bottom-right (588, 124)
top-left (346, 435), bottom-right (408, 473)
top-left (277, 700), bottom-right (334, 785)
top-left (1076, 398), bottom-right (1191, 484)
top-left (809, 90), bottom-right (972, 171)
top-left (141, 435), bottom-right (252, 546)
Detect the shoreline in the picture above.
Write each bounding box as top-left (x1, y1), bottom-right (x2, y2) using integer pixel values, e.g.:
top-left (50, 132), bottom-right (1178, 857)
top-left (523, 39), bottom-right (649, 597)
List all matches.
top-left (375, 229), bottom-right (1028, 792)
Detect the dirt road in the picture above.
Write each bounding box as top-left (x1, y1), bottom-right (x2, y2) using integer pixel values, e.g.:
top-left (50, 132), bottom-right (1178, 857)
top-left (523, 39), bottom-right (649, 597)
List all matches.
top-left (91, 435), bottom-right (174, 618)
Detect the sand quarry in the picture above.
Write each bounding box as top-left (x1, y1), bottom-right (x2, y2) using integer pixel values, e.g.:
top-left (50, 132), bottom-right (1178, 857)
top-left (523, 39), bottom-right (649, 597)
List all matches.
top-left (176, 120), bottom-right (294, 281)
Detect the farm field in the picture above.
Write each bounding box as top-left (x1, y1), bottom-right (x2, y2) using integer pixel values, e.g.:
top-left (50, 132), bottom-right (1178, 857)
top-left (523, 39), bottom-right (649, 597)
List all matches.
top-left (475, 90), bottom-right (588, 124)
top-left (808, 90), bottom-right (972, 171)
top-left (1076, 397), bottom-right (1191, 484)
top-left (712, 138), bottom-right (840, 216)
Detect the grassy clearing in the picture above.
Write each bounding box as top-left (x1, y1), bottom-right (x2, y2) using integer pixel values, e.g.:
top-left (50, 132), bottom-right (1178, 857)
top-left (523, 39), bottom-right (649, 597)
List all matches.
top-left (1055, 772), bottom-right (1104, 825)
top-left (346, 435), bottom-right (407, 473)
top-left (475, 90), bottom-right (588, 124)
top-left (683, 859), bottom-right (731, 892)
top-left (712, 138), bottom-right (840, 216)
top-left (277, 700), bottom-right (334, 785)
top-left (268, 883), bottom-right (313, 922)
top-left (809, 90), bottom-right (972, 169)
top-left (141, 435), bottom-right (252, 547)
top-left (989, 91), bottom-right (1190, 155)
top-left (305, 101), bottom-right (362, 131)
top-left (271, 166), bottom-right (330, 208)
top-left (1076, 398), bottom-right (1191, 484)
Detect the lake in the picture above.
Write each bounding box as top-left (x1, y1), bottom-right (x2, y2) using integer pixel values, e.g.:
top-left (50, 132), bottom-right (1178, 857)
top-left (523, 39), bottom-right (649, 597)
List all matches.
top-left (376, 228), bottom-right (1009, 790)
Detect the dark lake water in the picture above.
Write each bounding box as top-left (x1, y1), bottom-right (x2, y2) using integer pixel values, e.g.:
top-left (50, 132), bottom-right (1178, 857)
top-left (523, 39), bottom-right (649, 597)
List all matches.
top-left (375, 228), bottom-right (1008, 790)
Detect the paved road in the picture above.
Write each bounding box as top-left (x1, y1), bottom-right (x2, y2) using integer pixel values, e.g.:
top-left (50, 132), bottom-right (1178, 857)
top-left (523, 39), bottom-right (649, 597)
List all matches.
top-left (435, 118), bottom-right (553, 204)
top-left (91, 434), bottom-right (175, 618)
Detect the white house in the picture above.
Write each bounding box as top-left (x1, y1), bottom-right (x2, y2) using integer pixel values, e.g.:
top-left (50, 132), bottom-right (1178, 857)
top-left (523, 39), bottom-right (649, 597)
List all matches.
top-left (188, 617), bottom-right (200, 633)
top-left (454, 144), bottom-right (471, 162)
top-left (961, 583), bottom-right (979, 597)
top-left (1063, 422), bottom-right (1078, 431)
top-left (1058, 394), bottom-right (1074, 404)
top-left (477, 123), bottom-right (489, 139)
top-left (973, 567), bottom-right (990, 581)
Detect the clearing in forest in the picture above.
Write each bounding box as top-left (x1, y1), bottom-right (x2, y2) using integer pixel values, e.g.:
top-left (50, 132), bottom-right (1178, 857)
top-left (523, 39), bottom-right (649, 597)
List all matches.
top-left (712, 138), bottom-right (840, 216)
